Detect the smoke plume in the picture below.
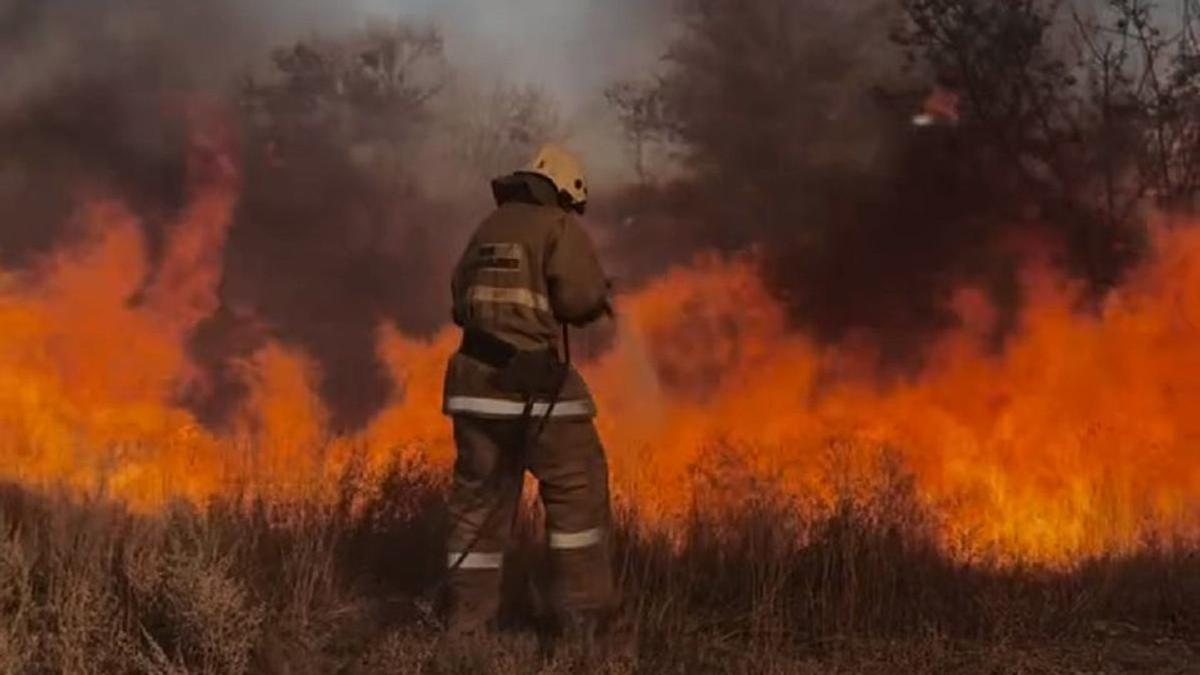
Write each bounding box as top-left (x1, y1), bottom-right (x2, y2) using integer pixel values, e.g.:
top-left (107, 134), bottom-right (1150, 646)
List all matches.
top-left (4, 0), bottom-right (1139, 430)
top-left (0, 0), bottom-right (677, 431)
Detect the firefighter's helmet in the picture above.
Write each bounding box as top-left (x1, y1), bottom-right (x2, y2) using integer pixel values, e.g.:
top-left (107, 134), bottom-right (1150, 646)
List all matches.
top-left (525, 144), bottom-right (588, 213)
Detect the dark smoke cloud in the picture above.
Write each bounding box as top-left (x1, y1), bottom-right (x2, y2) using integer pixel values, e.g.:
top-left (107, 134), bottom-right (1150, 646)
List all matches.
top-left (0, 0), bottom-right (679, 432)
top-left (0, 0), bottom-right (469, 431)
top-left (5, 0), bottom-right (961, 431)
top-left (0, 0), bottom-right (356, 263)
top-left (9, 0), bottom-right (1033, 429)
top-left (0, 0), bottom-right (341, 108)
top-left (597, 0), bottom-right (1033, 370)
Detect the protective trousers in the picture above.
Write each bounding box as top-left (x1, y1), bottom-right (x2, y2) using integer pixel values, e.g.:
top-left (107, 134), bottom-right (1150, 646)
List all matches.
top-left (444, 415), bottom-right (614, 634)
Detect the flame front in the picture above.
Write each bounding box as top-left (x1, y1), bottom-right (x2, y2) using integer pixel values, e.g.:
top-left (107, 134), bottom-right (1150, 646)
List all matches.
top-left (1, 124), bottom-right (1198, 566)
top-left (591, 249), bottom-right (1200, 563)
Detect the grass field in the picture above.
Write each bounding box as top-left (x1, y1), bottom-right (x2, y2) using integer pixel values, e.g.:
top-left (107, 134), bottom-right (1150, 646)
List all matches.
top-left (0, 457), bottom-right (1197, 674)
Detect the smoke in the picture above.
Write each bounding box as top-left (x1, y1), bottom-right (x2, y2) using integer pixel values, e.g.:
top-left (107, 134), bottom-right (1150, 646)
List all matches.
top-left (0, 1), bottom-right (407, 430)
top-left (0, 0), bottom-right (351, 104)
top-left (362, 0), bottom-right (674, 183)
top-left (7, 0), bottom-right (1022, 429)
top-left (0, 0), bottom-right (674, 258)
top-left (0, 0), bottom-right (356, 263)
top-left (358, 0), bottom-right (671, 107)
top-left (0, 0), bottom-right (676, 432)
top-left (0, 0), bottom-right (1024, 431)
top-left (597, 0), bottom-right (1105, 371)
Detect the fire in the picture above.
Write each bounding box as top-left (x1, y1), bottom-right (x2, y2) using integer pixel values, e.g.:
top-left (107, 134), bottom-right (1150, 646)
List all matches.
top-left (591, 240), bottom-right (1200, 563)
top-left (0, 107), bottom-right (337, 507)
top-left (0, 118), bottom-right (1197, 566)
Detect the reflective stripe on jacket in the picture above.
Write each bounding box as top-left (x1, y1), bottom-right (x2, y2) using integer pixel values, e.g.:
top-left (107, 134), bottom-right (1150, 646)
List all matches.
top-left (444, 396), bottom-right (596, 419)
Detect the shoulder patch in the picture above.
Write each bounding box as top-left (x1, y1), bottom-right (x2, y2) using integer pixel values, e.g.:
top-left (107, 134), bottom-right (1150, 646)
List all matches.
top-left (474, 242), bottom-right (525, 272)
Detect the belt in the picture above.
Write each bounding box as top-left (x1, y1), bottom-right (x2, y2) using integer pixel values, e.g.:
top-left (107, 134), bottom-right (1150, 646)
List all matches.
top-left (459, 330), bottom-right (520, 369)
top-left (459, 330), bottom-right (568, 401)
top-left (459, 330), bottom-right (560, 369)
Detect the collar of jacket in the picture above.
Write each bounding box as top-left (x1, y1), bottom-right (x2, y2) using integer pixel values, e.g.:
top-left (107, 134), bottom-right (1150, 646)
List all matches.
top-left (490, 172), bottom-right (563, 209)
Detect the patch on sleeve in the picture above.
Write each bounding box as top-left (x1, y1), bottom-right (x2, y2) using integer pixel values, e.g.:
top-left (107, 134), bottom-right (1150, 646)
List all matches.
top-left (474, 242), bottom-right (525, 272)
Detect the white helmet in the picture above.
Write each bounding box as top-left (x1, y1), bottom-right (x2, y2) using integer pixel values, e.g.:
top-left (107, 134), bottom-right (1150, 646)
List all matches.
top-left (525, 144), bottom-right (588, 213)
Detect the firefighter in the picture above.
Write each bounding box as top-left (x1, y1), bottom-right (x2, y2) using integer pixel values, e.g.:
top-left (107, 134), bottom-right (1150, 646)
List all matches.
top-left (440, 144), bottom-right (615, 644)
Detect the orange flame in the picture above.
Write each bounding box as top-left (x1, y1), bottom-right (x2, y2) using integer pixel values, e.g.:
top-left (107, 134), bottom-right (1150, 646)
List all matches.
top-left (1, 116), bottom-right (1198, 566)
top-left (589, 242), bottom-right (1200, 563)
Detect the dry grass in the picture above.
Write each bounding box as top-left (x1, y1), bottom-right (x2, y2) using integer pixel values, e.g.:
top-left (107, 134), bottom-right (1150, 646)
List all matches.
top-left (0, 454), bottom-right (1196, 675)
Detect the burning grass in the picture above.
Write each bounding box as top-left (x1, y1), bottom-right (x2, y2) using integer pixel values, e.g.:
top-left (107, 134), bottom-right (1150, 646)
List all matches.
top-left (0, 449), bottom-right (1196, 675)
top-left (3, 151), bottom-right (1200, 565)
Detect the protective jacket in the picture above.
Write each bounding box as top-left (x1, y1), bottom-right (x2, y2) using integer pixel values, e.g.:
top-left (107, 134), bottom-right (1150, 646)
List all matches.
top-left (442, 172), bottom-right (609, 420)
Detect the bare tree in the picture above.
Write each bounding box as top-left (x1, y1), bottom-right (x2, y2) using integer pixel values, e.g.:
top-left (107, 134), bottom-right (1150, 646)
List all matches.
top-left (897, 0), bottom-right (1084, 193)
top-left (897, 0), bottom-right (1200, 285)
top-left (446, 83), bottom-right (562, 183)
top-left (241, 20), bottom-right (449, 181)
top-left (606, 79), bottom-right (667, 184)
top-left (1096, 0), bottom-right (1200, 210)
